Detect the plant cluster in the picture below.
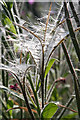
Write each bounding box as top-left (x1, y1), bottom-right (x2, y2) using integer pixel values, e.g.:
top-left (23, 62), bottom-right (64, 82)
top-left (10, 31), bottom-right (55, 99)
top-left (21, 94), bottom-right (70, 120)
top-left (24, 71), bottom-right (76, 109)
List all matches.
top-left (0, 1), bottom-right (80, 119)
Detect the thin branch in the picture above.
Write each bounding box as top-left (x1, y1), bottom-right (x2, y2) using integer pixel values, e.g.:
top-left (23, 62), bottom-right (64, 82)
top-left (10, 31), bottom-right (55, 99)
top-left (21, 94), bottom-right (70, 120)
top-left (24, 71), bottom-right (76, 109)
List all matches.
top-left (22, 65), bottom-right (36, 92)
top-left (50, 2), bottom-right (64, 34)
top-left (13, 22), bottom-right (43, 46)
top-left (57, 103), bottom-right (77, 113)
top-left (46, 27), bottom-right (80, 67)
top-left (6, 107), bottom-right (37, 114)
top-left (44, 3), bottom-right (52, 41)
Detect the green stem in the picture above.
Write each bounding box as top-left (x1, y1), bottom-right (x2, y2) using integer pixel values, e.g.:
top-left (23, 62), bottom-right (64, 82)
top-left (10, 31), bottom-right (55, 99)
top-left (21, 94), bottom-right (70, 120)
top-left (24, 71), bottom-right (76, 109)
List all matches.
top-left (57, 93), bottom-right (74, 120)
top-left (64, 2), bottom-right (80, 61)
top-left (45, 75), bottom-right (48, 104)
top-left (14, 75), bottom-right (35, 120)
top-left (2, 4), bottom-right (10, 18)
top-left (69, 1), bottom-right (80, 27)
top-left (62, 42), bottom-right (80, 117)
top-left (27, 73), bottom-right (40, 116)
top-left (1, 38), bottom-right (9, 118)
top-left (5, 53), bottom-right (8, 102)
top-left (22, 88), bottom-right (35, 120)
top-left (1, 43), bottom-right (5, 86)
top-left (58, 46), bottom-right (61, 69)
top-left (41, 45), bottom-right (44, 108)
top-left (2, 36), bottom-right (15, 60)
top-left (20, 99), bottom-right (23, 119)
top-left (5, 53), bottom-right (9, 88)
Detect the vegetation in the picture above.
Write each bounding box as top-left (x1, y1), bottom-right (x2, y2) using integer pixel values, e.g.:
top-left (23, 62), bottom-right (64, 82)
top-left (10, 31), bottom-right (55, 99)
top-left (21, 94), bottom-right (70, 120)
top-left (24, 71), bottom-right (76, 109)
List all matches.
top-left (0, 1), bottom-right (80, 119)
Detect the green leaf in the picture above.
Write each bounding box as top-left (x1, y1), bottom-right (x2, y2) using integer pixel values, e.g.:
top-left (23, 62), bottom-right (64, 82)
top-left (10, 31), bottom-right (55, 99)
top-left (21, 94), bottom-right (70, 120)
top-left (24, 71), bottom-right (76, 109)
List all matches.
top-left (44, 58), bottom-right (58, 78)
top-left (2, 14), bottom-right (16, 34)
top-left (41, 102), bottom-right (58, 119)
top-left (7, 100), bottom-right (13, 116)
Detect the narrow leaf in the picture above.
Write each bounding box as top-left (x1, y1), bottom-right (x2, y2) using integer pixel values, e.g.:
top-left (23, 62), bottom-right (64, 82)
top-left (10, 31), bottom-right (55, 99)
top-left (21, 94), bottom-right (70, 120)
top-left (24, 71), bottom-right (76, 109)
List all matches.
top-left (44, 58), bottom-right (58, 78)
top-left (2, 14), bottom-right (16, 34)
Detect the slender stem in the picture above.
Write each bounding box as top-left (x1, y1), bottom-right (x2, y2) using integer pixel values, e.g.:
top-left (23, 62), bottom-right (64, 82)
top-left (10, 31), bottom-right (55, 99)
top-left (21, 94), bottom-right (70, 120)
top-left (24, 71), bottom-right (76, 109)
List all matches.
top-left (57, 93), bottom-right (74, 120)
top-left (1, 4), bottom-right (10, 18)
top-left (64, 2), bottom-right (80, 61)
top-left (51, 2), bottom-right (64, 34)
top-left (20, 99), bottom-right (23, 119)
top-left (1, 37), bottom-right (9, 117)
top-left (26, 88), bottom-right (37, 109)
top-left (2, 36), bottom-right (15, 60)
top-left (62, 42), bottom-right (80, 117)
top-left (27, 73), bottom-right (40, 116)
top-left (13, 2), bottom-right (22, 33)
top-left (41, 45), bottom-right (44, 108)
top-left (13, 74), bottom-right (35, 120)
top-left (13, 23), bottom-right (42, 46)
top-left (45, 75), bottom-right (48, 104)
top-left (22, 88), bottom-right (35, 120)
top-left (1, 42), bottom-right (5, 86)
top-left (2, 112), bottom-right (8, 120)
top-left (5, 53), bottom-right (8, 102)
top-left (46, 80), bottom-right (55, 102)
top-left (5, 53), bottom-right (9, 88)
top-left (46, 26), bottom-right (80, 67)
top-left (69, 1), bottom-right (80, 27)
top-left (58, 46), bottom-right (61, 69)
top-left (69, 1), bottom-right (80, 88)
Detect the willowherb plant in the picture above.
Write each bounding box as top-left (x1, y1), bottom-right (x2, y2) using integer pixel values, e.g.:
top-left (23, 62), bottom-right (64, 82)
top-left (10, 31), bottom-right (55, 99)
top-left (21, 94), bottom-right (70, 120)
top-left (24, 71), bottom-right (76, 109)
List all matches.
top-left (0, 1), bottom-right (80, 119)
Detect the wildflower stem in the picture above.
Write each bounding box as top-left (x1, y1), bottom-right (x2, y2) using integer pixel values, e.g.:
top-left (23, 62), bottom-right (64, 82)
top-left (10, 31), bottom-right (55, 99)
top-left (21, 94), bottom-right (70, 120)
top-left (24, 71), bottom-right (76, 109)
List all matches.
top-left (46, 27), bottom-right (80, 67)
top-left (57, 93), bottom-right (75, 120)
top-left (27, 73), bottom-right (40, 116)
top-left (14, 75), bottom-right (35, 120)
top-left (64, 2), bottom-right (80, 61)
top-left (1, 36), bottom-right (15, 60)
top-left (62, 42), bottom-right (80, 117)
top-left (69, 1), bottom-right (80, 27)
top-left (41, 45), bottom-right (44, 108)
